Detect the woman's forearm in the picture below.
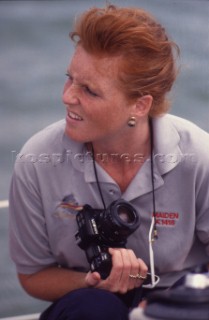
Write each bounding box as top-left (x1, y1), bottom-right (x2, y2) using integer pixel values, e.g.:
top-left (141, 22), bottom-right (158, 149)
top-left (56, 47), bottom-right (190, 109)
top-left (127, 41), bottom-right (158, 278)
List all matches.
top-left (18, 266), bottom-right (88, 302)
top-left (18, 248), bottom-right (148, 302)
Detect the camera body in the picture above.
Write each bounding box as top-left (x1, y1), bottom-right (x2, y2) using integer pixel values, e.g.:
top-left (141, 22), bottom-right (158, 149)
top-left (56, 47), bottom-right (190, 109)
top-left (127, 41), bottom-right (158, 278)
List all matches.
top-left (75, 199), bottom-right (140, 279)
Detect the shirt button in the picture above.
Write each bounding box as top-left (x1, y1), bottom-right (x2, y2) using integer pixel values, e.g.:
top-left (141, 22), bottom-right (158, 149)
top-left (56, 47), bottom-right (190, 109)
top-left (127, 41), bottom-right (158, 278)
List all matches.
top-left (109, 189), bottom-right (115, 195)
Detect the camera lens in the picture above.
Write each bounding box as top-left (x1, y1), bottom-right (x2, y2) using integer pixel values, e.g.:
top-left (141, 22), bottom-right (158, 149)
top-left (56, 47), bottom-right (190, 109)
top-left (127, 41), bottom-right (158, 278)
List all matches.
top-left (97, 199), bottom-right (140, 245)
top-left (117, 205), bottom-right (135, 224)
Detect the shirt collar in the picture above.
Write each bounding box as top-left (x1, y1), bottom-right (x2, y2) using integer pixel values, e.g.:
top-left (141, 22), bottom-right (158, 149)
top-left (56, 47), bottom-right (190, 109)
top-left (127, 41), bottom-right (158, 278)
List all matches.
top-left (123, 115), bottom-right (182, 201)
top-left (152, 114), bottom-right (182, 176)
top-left (62, 133), bottom-right (110, 183)
top-left (62, 114), bottom-right (182, 196)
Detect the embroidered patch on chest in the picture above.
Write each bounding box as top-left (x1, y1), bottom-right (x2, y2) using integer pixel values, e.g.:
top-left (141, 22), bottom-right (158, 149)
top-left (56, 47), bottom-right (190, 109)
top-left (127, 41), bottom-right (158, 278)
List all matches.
top-left (154, 212), bottom-right (179, 227)
top-left (54, 194), bottom-right (83, 219)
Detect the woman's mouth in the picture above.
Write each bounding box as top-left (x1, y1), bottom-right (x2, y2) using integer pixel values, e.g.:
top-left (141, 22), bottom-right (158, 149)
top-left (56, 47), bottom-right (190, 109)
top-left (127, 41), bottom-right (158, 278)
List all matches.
top-left (68, 111), bottom-right (83, 121)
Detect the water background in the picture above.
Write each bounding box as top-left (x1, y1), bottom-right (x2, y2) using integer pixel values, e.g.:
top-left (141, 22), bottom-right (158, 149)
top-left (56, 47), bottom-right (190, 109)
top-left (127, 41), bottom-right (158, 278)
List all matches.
top-left (0, 0), bottom-right (209, 317)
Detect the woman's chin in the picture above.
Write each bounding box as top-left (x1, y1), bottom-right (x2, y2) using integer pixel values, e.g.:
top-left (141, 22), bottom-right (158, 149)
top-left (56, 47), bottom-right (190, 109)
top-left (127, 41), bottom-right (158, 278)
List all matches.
top-left (65, 126), bottom-right (87, 143)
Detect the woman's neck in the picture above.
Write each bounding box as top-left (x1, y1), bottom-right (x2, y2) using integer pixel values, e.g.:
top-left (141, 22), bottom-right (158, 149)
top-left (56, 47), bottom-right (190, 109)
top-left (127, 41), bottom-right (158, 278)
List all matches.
top-left (86, 120), bottom-right (152, 193)
top-left (88, 120), bottom-right (151, 167)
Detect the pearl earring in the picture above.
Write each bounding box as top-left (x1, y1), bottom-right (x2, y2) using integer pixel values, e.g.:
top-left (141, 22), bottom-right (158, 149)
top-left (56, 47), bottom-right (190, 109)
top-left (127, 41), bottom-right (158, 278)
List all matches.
top-left (128, 116), bottom-right (136, 127)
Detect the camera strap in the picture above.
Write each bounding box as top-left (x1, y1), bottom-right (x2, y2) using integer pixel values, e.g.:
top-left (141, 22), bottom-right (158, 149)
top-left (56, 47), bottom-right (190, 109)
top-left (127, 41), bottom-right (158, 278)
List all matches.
top-left (149, 118), bottom-right (158, 240)
top-left (91, 142), bottom-right (107, 210)
top-left (90, 117), bottom-right (158, 240)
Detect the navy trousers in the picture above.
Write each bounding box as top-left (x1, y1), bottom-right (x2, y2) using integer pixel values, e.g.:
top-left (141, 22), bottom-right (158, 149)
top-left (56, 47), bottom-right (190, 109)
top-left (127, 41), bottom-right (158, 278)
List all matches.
top-left (39, 288), bottom-right (136, 320)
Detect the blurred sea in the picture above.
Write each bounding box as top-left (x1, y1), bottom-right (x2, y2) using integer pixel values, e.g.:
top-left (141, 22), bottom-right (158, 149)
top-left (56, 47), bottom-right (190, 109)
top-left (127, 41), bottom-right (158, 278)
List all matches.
top-left (0, 0), bottom-right (208, 317)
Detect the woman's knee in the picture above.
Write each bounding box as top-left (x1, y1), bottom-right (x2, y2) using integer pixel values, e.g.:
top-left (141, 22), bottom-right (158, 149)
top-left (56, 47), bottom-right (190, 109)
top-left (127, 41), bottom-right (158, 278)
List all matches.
top-left (68, 288), bottom-right (129, 319)
top-left (40, 288), bottom-right (129, 320)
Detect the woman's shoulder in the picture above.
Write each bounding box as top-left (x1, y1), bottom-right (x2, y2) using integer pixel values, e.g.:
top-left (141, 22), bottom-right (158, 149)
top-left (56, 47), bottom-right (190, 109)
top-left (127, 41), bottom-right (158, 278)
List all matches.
top-left (159, 114), bottom-right (209, 142)
top-left (164, 114), bottom-right (208, 133)
top-left (153, 114), bottom-right (209, 169)
top-left (14, 119), bottom-right (86, 172)
top-left (167, 114), bottom-right (209, 143)
top-left (161, 114), bottom-right (209, 162)
top-left (20, 119), bottom-right (67, 154)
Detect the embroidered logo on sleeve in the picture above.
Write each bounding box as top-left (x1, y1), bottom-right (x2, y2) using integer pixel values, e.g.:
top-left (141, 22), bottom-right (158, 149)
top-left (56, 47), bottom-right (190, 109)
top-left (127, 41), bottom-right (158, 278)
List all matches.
top-left (154, 212), bottom-right (179, 226)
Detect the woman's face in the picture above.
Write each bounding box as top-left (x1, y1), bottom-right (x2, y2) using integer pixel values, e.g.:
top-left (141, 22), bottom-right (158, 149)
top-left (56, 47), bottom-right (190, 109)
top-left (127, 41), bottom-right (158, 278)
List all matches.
top-left (63, 45), bottom-right (135, 145)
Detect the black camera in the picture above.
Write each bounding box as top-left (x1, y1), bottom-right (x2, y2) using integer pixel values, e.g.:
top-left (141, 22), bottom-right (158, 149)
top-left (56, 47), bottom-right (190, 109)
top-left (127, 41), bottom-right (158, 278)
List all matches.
top-left (75, 199), bottom-right (140, 279)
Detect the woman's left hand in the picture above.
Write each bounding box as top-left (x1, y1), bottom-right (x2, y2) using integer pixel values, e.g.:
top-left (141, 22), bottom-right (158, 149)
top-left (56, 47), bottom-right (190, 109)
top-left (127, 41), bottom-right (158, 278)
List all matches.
top-left (85, 247), bottom-right (148, 294)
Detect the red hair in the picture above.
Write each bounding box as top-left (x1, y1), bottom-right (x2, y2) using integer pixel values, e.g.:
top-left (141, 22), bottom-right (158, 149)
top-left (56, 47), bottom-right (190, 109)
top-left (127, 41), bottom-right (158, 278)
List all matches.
top-left (70, 5), bottom-right (180, 117)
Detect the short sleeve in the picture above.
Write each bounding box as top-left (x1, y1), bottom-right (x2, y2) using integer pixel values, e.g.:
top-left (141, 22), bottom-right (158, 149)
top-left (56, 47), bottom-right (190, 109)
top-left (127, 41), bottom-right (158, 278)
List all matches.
top-left (9, 160), bottom-right (57, 274)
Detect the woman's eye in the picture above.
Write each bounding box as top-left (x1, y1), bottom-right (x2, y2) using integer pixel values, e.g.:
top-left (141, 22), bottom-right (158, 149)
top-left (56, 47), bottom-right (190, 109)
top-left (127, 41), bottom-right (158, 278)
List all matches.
top-left (84, 86), bottom-right (97, 97)
top-left (65, 74), bottom-right (98, 97)
top-left (65, 73), bottom-right (73, 82)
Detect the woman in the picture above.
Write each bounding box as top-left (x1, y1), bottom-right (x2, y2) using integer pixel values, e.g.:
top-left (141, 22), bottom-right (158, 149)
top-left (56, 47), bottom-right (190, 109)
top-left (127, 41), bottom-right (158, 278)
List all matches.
top-left (9, 4), bottom-right (209, 320)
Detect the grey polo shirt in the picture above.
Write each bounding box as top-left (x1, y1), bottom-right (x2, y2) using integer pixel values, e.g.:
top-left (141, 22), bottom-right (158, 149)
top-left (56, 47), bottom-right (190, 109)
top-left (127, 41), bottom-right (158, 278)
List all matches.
top-left (9, 114), bottom-right (209, 287)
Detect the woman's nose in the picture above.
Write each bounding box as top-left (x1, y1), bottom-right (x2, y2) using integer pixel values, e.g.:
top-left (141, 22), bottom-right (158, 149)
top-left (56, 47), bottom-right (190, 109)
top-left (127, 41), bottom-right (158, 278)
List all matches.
top-left (62, 83), bottom-right (80, 105)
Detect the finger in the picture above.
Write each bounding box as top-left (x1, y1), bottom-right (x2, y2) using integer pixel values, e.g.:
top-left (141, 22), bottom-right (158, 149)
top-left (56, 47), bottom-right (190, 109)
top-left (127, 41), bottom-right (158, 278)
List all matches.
top-left (134, 258), bottom-right (148, 288)
top-left (85, 271), bottom-right (101, 287)
top-left (126, 251), bottom-right (145, 289)
top-left (110, 248), bottom-right (138, 293)
top-left (107, 248), bottom-right (125, 291)
top-left (116, 248), bottom-right (133, 292)
top-left (137, 258), bottom-right (148, 278)
top-left (127, 256), bottom-right (148, 289)
top-left (139, 300), bottom-right (147, 308)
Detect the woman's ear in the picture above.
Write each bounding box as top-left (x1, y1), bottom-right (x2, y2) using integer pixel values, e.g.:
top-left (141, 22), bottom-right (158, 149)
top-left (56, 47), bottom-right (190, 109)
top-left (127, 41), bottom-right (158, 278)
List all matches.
top-left (134, 95), bottom-right (153, 117)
